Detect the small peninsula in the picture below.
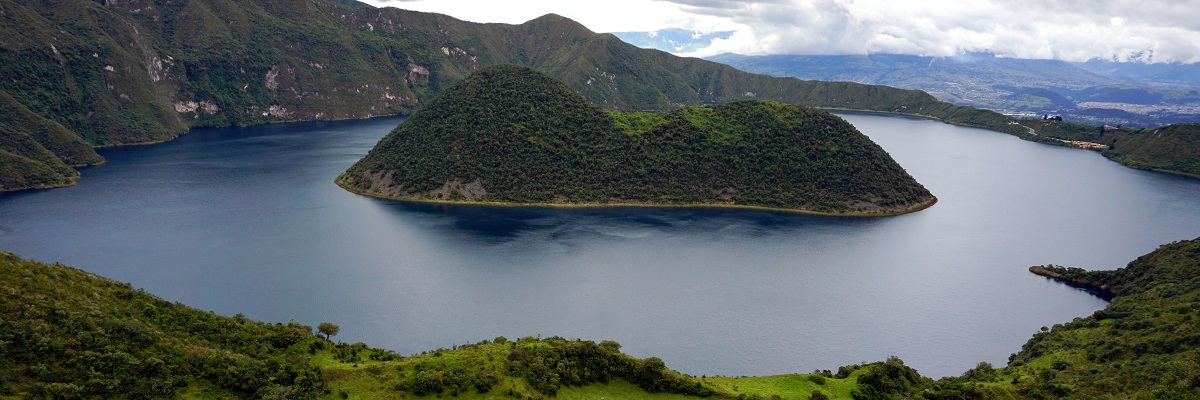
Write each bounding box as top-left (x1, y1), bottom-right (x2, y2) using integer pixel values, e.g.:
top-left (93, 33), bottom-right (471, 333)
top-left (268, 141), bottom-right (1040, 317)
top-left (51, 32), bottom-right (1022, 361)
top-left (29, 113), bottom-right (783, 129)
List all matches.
top-left (338, 65), bottom-right (935, 215)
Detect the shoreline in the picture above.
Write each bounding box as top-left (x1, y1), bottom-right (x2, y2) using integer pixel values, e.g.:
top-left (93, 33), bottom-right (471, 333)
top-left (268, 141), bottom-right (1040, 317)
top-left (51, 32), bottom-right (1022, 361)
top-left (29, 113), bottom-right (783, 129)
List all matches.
top-left (1028, 265), bottom-right (1116, 301)
top-left (334, 178), bottom-right (938, 217)
top-left (820, 107), bottom-right (945, 122)
top-left (94, 136), bottom-right (182, 149)
top-left (9, 105), bottom-right (1194, 195)
top-left (12, 104), bottom-right (1193, 196)
top-left (92, 113), bottom-right (411, 149)
top-left (822, 107), bottom-right (1025, 133)
top-left (829, 108), bottom-right (1200, 181)
top-left (0, 176), bottom-right (79, 193)
top-left (1101, 155), bottom-right (1200, 180)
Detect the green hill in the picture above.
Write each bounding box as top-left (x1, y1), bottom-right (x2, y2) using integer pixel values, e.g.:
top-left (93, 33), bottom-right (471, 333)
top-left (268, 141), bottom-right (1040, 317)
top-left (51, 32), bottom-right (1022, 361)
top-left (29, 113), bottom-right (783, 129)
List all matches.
top-left (1104, 123), bottom-right (1200, 177)
top-left (337, 65), bottom-right (935, 214)
top-left (0, 250), bottom-right (865, 399)
top-left (1, 0), bottom-right (1026, 191)
top-left (864, 237), bottom-right (1200, 399)
top-left (1018, 120), bottom-right (1200, 177)
top-left (975, 237), bottom-right (1200, 398)
top-left (0, 90), bottom-right (103, 191)
top-left (0, 251), bottom-right (328, 398)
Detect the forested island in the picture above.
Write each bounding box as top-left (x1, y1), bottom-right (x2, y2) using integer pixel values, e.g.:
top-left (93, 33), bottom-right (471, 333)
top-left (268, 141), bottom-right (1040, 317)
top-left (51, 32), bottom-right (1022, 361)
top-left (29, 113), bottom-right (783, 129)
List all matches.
top-left (337, 65), bottom-right (935, 215)
top-left (4, 235), bottom-right (1199, 399)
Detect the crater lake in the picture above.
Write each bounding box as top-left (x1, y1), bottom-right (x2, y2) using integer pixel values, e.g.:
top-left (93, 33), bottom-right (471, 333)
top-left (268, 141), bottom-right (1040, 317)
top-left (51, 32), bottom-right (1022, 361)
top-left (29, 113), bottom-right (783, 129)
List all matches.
top-left (2, 112), bottom-right (1198, 378)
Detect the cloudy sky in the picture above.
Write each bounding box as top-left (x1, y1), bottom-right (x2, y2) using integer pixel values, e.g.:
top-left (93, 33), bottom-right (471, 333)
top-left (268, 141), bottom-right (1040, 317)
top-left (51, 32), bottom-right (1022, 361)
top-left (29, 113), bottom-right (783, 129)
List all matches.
top-left (361, 0), bottom-right (1200, 63)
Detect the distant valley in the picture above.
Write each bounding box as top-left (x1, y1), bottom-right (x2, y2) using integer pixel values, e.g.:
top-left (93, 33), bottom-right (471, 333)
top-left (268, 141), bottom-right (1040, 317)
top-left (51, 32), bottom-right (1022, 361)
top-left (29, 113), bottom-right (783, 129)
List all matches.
top-left (610, 30), bottom-right (1200, 127)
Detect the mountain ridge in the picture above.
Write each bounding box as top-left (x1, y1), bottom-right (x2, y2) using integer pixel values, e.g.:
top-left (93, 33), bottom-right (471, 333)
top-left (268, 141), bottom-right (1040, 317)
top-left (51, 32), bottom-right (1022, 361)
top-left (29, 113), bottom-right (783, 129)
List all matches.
top-left (0, 0), bottom-right (1025, 191)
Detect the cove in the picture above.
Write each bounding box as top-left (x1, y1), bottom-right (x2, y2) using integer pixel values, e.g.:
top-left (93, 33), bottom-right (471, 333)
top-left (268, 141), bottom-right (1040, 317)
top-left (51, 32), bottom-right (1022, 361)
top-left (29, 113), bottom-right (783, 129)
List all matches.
top-left (1, 112), bottom-right (1198, 378)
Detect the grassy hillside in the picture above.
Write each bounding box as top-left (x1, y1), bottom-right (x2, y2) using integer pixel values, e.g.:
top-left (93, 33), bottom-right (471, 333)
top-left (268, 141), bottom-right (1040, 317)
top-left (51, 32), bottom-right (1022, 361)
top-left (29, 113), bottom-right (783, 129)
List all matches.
top-left (894, 238), bottom-right (1200, 399)
top-left (4, 234), bottom-right (1200, 399)
top-left (0, 251), bottom-right (328, 398)
top-left (998, 238), bottom-right (1200, 398)
top-left (338, 65), bottom-right (934, 214)
top-left (0, 250), bottom-right (869, 399)
top-left (1, 0), bottom-right (1025, 191)
top-left (1018, 120), bottom-right (1200, 177)
top-left (1103, 124), bottom-right (1200, 177)
top-left (0, 90), bottom-right (103, 191)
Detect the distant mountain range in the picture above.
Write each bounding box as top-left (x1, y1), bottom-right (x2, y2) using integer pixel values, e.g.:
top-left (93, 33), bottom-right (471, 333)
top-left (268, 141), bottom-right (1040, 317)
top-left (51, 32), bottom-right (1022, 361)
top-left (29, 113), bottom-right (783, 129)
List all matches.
top-left (1076, 59), bottom-right (1200, 87)
top-left (609, 28), bottom-right (1200, 127)
top-left (706, 52), bottom-right (1200, 127)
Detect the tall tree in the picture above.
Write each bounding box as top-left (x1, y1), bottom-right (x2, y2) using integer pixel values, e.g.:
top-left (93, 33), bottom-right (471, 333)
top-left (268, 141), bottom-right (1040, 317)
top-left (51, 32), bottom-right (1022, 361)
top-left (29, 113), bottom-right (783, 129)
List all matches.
top-left (317, 322), bottom-right (340, 341)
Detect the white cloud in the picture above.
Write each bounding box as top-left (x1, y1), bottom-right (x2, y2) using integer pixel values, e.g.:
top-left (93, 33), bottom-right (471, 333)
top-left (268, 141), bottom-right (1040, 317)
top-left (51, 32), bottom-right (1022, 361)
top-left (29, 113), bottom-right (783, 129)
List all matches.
top-left (359, 0), bottom-right (736, 32)
top-left (359, 0), bottom-right (1200, 63)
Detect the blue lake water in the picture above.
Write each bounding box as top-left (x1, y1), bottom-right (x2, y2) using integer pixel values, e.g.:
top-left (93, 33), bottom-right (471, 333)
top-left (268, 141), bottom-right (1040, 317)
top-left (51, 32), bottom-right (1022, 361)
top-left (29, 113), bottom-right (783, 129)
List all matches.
top-left (2, 112), bottom-right (1198, 378)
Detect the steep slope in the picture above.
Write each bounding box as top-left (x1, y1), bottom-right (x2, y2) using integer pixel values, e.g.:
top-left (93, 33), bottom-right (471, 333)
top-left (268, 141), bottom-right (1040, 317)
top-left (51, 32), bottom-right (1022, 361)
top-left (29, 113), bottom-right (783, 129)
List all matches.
top-left (8, 235), bottom-right (1200, 399)
top-left (0, 0), bottom-right (187, 145)
top-left (1103, 123), bottom-right (1200, 177)
top-left (0, 251), bottom-right (328, 398)
top-left (1, 0), bottom-right (1023, 191)
top-left (338, 65), bottom-right (934, 214)
top-left (0, 250), bottom-right (728, 399)
top-left (0, 90), bottom-right (103, 190)
top-left (0, 0), bottom-right (449, 140)
top-left (1017, 119), bottom-right (1200, 177)
top-left (0, 0), bottom-right (464, 190)
top-left (987, 238), bottom-right (1200, 398)
top-left (0, 138), bottom-right (73, 191)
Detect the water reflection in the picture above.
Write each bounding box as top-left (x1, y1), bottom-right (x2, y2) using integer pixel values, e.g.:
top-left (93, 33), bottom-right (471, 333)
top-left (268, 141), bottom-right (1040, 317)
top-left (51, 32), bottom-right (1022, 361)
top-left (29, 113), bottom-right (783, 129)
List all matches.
top-left (373, 201), bottom-right (884, 246)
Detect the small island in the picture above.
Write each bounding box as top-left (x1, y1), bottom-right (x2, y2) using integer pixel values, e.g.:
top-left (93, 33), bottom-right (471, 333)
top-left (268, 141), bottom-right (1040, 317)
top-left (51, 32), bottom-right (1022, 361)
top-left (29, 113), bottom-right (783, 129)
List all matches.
top-left (337, 64), bottom-right (935, 215)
